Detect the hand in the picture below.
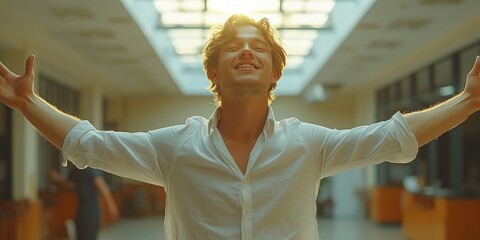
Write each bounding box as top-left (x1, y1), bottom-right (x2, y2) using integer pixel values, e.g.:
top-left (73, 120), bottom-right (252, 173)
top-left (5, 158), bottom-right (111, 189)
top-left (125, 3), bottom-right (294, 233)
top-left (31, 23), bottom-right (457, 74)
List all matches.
top-left (48, 169), bottom-right (63, 182)
top-left (464, 56), bottom-right (480, 108)
top-left (0, 55), bottom-right (36, 110)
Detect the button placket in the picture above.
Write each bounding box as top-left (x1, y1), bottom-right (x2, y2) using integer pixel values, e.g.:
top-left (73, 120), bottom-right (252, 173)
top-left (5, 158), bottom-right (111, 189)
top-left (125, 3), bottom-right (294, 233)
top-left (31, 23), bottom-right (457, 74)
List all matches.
top-left (212, 131), bottom-right (244, 178)
top-left (240, 177), bottom-right (253, 240)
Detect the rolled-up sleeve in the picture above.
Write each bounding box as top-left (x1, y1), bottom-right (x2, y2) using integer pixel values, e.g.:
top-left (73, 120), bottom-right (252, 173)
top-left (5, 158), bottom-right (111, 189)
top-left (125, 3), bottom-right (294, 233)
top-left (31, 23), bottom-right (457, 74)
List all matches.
top-left (62, 120), bottom-right (95, 168)
top-left (61, 120), bottom-right (180, 186)
top-left (298, 112), bottom-right (419, 178)
top-left (389, 112), bottom-right (419, 163)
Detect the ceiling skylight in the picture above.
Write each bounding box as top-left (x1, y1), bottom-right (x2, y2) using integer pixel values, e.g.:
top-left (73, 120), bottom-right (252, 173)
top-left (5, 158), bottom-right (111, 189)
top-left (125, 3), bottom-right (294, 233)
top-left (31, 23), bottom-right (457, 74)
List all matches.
top-left (122, 0), bottom-right (375, 95)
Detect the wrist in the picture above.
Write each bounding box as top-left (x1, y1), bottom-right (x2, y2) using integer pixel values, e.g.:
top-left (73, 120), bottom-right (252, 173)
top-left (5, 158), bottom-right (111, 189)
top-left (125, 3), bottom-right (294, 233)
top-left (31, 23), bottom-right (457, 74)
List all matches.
top-left (459, 90), bottom-right (480, 114)
top-left (18, 92), bottom-right (38, 113)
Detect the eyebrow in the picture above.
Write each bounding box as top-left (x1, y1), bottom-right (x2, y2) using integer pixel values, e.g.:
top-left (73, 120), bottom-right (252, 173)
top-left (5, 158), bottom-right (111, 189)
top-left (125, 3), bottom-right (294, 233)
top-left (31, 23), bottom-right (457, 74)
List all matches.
top-left (227, 37), bottom-right (268, 45)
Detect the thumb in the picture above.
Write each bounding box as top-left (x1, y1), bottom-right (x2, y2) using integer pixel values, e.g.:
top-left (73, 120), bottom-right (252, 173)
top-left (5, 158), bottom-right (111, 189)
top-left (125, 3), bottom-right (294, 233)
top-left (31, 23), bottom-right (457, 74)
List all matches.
top-left (24, 55), bottom-right (36, 77)
top-left (470, 56), bottom-right (480, 76)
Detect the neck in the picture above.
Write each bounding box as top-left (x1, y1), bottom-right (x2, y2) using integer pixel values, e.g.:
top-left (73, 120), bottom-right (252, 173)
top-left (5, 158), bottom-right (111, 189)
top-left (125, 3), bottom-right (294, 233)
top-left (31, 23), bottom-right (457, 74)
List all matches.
top-left (217, 96), bottom-right (269, 143)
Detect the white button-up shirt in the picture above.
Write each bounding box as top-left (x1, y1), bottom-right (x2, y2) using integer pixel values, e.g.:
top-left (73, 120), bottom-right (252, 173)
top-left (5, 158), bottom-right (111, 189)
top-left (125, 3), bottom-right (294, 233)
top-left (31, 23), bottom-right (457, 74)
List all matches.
top-left (62, 107), bottom-right (418, 240)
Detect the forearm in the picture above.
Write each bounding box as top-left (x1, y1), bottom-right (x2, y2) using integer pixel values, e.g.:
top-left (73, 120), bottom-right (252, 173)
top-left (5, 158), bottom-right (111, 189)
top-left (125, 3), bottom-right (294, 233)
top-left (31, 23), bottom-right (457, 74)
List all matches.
top-left (95, 178), bottom-right (119, 218)
top-left (20, 93), bottom-right (80, 149)
top-left (404, 91), bottom-right (477, 147)
top-left (99, 184), bottom-right (117, 208)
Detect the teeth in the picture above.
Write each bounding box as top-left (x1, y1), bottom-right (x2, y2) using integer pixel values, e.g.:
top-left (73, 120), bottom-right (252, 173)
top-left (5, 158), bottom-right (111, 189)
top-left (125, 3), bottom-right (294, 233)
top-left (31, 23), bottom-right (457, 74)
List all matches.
top-left (238, 64), bottom-right (254, 69)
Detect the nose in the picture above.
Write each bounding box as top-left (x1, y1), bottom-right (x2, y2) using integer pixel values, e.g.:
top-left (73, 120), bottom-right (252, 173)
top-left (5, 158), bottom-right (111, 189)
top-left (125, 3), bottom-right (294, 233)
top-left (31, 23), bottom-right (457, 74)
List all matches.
top-left (240, 44), bottom-right (254, 58)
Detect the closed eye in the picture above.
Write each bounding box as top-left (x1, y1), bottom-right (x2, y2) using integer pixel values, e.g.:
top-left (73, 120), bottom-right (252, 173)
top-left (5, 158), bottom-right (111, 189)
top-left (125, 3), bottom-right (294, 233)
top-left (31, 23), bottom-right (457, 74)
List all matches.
top-left (252, 42), bottom-right (269, 52)
top-left (226, 47), bottom-right (240, 51)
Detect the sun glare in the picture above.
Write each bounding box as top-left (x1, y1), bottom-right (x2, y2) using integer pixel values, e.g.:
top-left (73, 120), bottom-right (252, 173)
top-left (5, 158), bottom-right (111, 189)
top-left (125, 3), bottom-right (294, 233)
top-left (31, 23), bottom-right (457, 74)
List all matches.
top-left (207, 0), bottom-right (280, 14)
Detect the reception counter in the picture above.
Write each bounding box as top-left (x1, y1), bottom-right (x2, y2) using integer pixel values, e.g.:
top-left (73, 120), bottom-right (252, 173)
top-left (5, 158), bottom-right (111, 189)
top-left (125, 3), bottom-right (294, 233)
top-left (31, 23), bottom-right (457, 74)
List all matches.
top-left (402, 189), bottom-right (480, 240)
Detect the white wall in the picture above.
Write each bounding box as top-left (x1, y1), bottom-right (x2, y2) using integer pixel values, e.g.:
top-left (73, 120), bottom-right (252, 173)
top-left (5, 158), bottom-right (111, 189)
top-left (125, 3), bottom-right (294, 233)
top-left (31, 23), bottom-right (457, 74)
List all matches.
top-left (121, 95), bottom-right (215, 131)
top-left (353, 89), bottom-right (378, 194)
top-left (272, 96), bottom-right (355, 129)
top-left (332, 169), bottom-right (364, 219)
top-left (119, 94), bottom-right (356, 131)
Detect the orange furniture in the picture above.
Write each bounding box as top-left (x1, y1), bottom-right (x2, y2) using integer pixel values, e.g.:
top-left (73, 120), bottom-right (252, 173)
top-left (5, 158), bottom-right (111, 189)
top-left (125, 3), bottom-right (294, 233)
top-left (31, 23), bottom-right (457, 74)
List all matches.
top-left (41, 189), bottom-right (120, 240)
top-left (0, 199), bottom-right (42, 240)
top-left (370, 185), bottom-right (404, 223)
top-left (402, 191), bottom-right (480, 240)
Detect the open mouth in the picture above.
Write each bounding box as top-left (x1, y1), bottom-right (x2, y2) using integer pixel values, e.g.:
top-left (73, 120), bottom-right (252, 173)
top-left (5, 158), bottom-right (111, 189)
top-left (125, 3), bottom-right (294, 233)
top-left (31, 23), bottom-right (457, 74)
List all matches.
top-left (234, 63), bottom-right (259, 70)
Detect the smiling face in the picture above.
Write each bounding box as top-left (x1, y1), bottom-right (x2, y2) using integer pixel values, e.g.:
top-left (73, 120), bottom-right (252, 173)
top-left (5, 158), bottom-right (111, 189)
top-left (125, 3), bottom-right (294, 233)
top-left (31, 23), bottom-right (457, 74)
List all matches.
top-left (210, 25), bottom-right (276, 100)
top-left (203, 14), bottom-right (287, 106)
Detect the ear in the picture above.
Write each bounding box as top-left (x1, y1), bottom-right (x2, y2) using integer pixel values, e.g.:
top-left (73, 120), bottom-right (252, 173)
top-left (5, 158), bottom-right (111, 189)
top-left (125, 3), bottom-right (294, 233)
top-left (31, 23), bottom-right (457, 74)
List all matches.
top-left (208, 68), bottom-right (219, 83)
top-left (271, 72), bottom-right (279, 84)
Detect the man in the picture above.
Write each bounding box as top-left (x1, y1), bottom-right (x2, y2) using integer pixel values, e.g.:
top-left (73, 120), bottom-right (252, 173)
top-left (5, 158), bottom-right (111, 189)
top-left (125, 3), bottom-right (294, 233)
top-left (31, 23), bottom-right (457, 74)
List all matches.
top-left (0, 14), bottom-right (479, 239)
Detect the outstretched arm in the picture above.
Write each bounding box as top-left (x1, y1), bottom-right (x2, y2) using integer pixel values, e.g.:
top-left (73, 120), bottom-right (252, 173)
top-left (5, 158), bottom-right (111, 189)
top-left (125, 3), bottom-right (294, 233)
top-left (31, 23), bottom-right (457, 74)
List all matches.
top-left (404, 56), bottom-right (480, 146)
top-left (0, 55), bottom-right (80, 149)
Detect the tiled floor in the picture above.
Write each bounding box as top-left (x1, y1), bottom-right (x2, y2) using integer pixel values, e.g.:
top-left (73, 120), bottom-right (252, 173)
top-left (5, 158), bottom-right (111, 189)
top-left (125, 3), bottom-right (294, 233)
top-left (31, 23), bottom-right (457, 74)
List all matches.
top-left (99, 216), bottom-right (405, 240)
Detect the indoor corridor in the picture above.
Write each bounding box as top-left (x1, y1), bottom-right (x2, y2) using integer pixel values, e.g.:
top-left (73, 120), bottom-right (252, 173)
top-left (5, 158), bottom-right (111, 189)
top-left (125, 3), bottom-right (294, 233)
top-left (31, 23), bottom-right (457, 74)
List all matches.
top-left (2, 1), bottom-right (480, 240)
top-left (98, 217), bottom-right (404, 240)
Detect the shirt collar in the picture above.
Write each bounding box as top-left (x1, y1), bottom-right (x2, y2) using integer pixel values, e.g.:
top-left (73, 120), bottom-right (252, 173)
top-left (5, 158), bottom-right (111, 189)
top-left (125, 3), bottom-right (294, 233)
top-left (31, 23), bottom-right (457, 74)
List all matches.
top-left (208, 106), bottom-right (276, 138)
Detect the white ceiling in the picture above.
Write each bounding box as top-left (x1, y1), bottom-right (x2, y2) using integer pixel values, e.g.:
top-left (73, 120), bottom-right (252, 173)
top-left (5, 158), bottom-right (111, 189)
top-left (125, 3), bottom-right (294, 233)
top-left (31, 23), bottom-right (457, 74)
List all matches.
top-left (125, 0), bottom-right (344, 96)
top-left (0, 0), bottom-right (479, 100)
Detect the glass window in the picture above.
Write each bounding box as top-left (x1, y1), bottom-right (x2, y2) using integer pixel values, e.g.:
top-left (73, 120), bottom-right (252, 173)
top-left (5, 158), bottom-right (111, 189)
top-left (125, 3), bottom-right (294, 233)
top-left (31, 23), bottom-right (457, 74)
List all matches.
top-left (432, 58), bottom-right (455, 100)
top-left (376, 40), bottom-right (480, 195)
top-left (376, 87), bottom-right (389, 121)
top-left (0, 105), bottom-right (12, 199)
top-left (433, 58), bottom-right (453, 89)
top-left (437, 134), bottom-right (451, 188)
top-left (460, 43), bottom-right (480, 195)
top-left (0, 106), bottom-right (5, 136)
top-left (386, 85), bottom-right (398, 115)
top-left (398, 77), bottom-right (412, 112)
top-left (37, 75), bottom-right (80, 190)
top-left (415, 68), bottom-right (432, 106)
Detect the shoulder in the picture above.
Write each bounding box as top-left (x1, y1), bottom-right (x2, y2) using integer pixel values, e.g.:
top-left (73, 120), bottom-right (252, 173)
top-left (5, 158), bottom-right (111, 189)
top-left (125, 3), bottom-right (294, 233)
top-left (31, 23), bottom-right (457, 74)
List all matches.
top-left (185, 115), bottom-right (209, 126)
top-left (274, 117), bottom-right (334, 145)
top-left (277, 117), bottom-right (332, 132)
top-left (146, 116), bottom-right (208, 144)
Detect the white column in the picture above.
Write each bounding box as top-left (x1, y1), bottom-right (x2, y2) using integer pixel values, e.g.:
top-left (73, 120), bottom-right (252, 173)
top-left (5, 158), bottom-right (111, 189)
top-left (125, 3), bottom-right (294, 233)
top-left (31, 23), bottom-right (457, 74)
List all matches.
top-left (80, 85), bottom-right (104, 129)
top-left (4, 48), bottom-right (40, 201)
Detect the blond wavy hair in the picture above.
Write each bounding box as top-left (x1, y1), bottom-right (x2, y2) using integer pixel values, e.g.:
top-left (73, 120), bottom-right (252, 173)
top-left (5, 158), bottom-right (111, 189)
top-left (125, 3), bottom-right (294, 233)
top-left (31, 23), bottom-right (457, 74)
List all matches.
top-left (203, 14), bottom-right (287, 105)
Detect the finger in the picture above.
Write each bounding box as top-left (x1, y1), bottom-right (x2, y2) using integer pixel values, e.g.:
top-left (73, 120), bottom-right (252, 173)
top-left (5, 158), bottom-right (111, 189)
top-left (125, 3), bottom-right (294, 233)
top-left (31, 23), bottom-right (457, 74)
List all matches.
top-left (24, 55), bottom-right (36, 77)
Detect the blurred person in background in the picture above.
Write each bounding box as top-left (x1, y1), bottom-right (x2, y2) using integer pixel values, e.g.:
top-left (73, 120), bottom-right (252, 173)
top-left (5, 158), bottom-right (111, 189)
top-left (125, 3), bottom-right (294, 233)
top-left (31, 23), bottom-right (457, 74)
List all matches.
top-left (49, 167), bottom-right (119, 240)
